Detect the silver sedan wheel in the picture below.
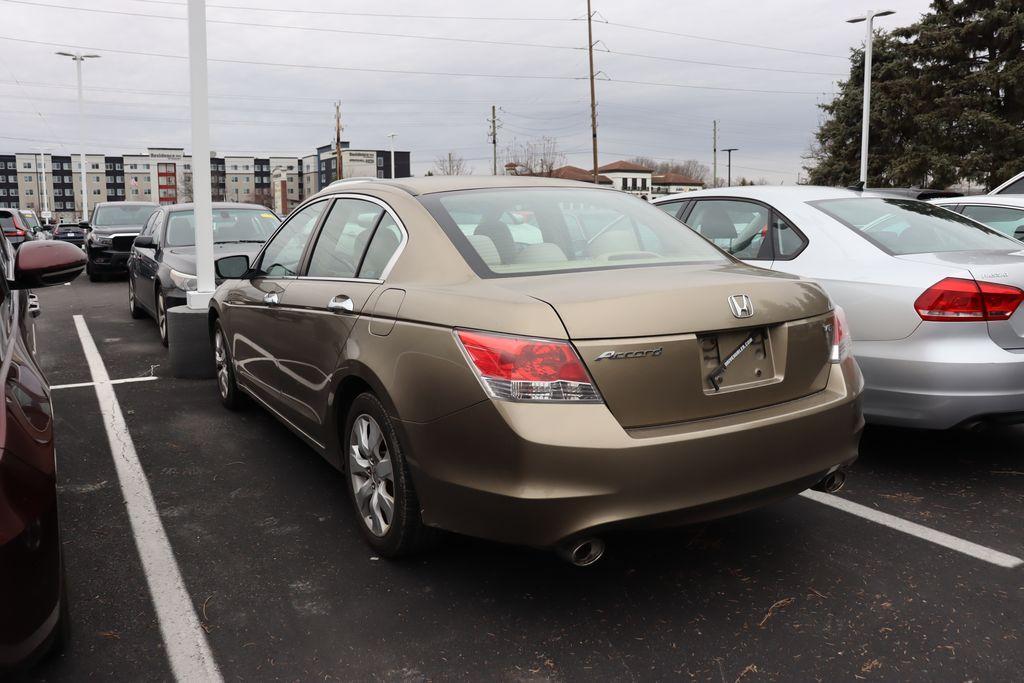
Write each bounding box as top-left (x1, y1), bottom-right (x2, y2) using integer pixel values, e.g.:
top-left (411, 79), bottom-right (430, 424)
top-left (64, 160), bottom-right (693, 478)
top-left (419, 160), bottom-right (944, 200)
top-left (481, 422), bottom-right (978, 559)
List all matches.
top-left (128, 278), bottom-right (136, 311)
top-left (349, 414), bottom-right (396, 537)
top-left (214, 329), bottom-right (229, 399)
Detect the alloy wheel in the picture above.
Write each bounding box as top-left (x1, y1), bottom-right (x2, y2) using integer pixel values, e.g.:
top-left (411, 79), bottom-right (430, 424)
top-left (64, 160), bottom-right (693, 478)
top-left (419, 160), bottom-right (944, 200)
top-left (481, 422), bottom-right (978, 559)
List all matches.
top-left (128, 279), bottom-right (135, 311)
top-left (214, 329), bottom-right (229, 399)
top-left (349, 414), bottom-right (396, 537)
top-left (157, 293), bottom-right (167, 341)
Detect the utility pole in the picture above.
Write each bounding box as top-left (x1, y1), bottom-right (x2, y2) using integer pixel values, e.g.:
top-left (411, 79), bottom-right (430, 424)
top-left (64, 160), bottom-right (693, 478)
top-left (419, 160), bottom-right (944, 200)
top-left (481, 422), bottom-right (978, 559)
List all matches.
top-left (847, 9), bottom-right (895, 186)
top-left (334, 101), bottom-right (344, 182)
top-left (722, 148), bottom-right (738, 186)
top-left (38, 153), bottom-right (50, 221)
top-left (712, 120), bottom-right (718, 189)
top-left (488, 105), bottom-right (499, 176)
top-left (185, 0), bottom-right (215, 308)
top-left (448, 152), bottom-right (454, 175)
top-left (56, 51), bottom-right (100, 221)
top-left (586, 0), bottom-right (599, 183)
top-left (386, 133), bottom-right (397, 179)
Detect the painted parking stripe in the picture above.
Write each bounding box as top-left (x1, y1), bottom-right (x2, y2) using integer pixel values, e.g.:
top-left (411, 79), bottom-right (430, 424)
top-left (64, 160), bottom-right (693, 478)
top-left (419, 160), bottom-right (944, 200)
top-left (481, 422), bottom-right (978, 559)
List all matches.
top-left (801, 490), bottom-right (1023, 569)
top-left (51, 376), bottom-right (159, 390)
top-left (73, 315), bottom-right (223, 682)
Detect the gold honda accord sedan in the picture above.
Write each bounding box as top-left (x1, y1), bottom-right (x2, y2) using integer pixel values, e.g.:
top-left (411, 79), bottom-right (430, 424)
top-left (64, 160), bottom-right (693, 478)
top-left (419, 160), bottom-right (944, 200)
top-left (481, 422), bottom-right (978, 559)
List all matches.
top-left (208, 177), bottom-right (864, 564)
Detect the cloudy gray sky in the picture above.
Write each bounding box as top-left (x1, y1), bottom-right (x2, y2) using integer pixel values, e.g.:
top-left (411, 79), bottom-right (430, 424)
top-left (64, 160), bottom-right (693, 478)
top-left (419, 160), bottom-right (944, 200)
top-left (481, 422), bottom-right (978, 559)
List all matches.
top-left (0, 0), bottom-right (934, 181)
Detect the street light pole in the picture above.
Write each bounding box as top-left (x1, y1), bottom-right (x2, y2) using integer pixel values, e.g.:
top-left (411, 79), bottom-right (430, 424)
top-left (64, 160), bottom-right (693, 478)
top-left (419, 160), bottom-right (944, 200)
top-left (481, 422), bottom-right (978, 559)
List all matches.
top-left (847, 9), bottom-right (894, 187)
top-left (186, 0), bottom-right (215, 308)
top-left (387, 133), bottom-right (397, 179)
top-left (722, 148), bottom-right (738, 186)
top-left (56, 51), bottom-right (99, 222)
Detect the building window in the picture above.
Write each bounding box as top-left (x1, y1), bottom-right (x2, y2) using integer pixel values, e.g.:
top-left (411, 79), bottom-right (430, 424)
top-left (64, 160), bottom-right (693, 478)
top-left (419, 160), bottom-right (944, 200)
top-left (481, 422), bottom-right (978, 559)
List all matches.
top-left (91, 163), bottom-right (100, 169)
top-left (116, 163), bottom-right (123, 170)
top-left (24, 175), bottom-right (31, 182)
top-left (143, 164), bottom-right (150, 170)
top-left (377, 157), bottom-right (384, 168)
top-left (26, 189), bottom-right (33, 196)
top-left (105, 163), bottom-right (113, 170)
top-left (22, 162), bottom-right (30, 169)
top-left (92, 189), bottom-right (101, 195)
top-left (117, 188), bottom-right (124, 196)
top-left (132, 189), bottom-right (139, 195)
top-left (129, 164), bottom-right (137, 170)
top-left (144, 189), bottom-right (151, 195)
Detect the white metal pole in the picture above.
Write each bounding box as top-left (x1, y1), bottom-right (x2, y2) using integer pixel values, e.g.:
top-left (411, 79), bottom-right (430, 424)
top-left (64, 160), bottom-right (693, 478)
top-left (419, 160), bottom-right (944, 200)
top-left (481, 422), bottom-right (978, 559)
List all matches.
top-left (387, 133), bottom-right (396, 179)
top-left (859, 14), bottom-right (874, 185)
top-left (187, 0), bottom-right (215, 308)
top-left (76, 56), bottom-right (88, 222)
top-left (39, 153), bottom-right (50, 217)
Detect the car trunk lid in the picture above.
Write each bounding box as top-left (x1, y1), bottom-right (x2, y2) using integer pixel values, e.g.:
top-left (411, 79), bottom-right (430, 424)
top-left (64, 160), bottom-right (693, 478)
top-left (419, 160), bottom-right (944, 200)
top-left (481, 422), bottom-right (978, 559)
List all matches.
top-left (494, 264), bottom-right (835, 427)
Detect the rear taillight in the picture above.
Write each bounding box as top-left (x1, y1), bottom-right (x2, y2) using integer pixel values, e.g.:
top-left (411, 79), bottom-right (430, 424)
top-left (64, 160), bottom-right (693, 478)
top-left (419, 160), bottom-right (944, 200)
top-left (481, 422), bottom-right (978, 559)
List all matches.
top-left (3, 229), bottom-right (25, 237)
top-left (455, 329), bottom-right (602, 402)
top-left (914, 277), bottom-right (1024, 322)
top-left (830, 305), bottom-right (851, 363)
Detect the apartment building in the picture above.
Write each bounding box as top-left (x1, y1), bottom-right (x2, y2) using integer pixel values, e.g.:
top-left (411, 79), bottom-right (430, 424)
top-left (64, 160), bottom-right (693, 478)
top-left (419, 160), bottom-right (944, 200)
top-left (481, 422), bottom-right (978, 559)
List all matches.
top-left (4, 141), bottom-right (413, 221)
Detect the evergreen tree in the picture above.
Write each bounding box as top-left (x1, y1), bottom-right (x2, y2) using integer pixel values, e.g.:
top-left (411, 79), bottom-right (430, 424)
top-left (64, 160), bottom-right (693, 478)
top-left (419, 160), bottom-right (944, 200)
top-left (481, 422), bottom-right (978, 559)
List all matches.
top-left (806, 0), bottom-right (1024, 190)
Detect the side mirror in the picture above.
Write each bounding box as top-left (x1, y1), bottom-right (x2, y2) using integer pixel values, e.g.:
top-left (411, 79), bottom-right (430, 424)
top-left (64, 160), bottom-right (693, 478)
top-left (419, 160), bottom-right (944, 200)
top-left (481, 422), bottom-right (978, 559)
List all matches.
top-left (133, 235), bottom-right (156, 249)
top-left (78, 220), bottom-right (90, 229)
top-left (215, 254), bottom-right (250, 279)
top-left (13, 240), bottom-right (87, 289)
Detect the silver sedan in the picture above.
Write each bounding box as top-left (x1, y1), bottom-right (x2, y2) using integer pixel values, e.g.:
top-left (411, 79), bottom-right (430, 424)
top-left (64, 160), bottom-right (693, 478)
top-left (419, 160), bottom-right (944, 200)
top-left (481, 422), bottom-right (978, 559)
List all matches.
top-left (655, 185), bottom-right (1024, 429)
top-left (930, 194), bottom-right (1024, 241)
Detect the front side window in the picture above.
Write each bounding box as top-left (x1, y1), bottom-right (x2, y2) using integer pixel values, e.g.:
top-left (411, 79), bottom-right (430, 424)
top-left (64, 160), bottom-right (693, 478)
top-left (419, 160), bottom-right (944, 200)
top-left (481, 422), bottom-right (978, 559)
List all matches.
top-left (307, 199), bottom-right (384, 278)
top-left (421, 188), bottom-right (728, 277)
top-left (687, 199), bottom-right (771, 260)
top-left (164, 208), bottom-right (279, 247)
top-left (92, 204), bottom-right (157, 227)
top-left (812, 197), bottom-right (1020, 255)
top-left (257, 201), bottom-right (326, 276)
top-left (960, 204), bottom-right (1024, 239)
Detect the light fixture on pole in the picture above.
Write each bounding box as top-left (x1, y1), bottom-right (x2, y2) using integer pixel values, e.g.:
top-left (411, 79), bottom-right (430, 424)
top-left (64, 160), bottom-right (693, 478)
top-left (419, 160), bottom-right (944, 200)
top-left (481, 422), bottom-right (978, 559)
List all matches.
top-left (847, 9), bottom-right (895, 187)
top-left (185, 0), bottom-right (215, 309)
top-left (722, 148), bottom-right (738, 186)
top-left (387, 133), bottom-right (397, 179)
top-left (55, 51), bottom-right (100, 222)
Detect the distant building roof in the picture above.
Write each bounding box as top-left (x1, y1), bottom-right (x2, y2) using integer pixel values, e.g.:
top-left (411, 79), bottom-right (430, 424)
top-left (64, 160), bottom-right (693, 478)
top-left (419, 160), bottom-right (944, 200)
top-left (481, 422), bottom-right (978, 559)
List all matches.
top-left (544, 165), bottom-right (613, 184)
top-left (653, 172), bottom-right (704, 186)
top-left (597, 160), bottom-right (653, 173)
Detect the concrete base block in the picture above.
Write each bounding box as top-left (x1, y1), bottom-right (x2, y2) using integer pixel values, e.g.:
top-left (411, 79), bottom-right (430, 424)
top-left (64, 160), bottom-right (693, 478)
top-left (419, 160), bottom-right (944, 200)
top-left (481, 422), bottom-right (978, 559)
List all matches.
top-left (167, 305), bottom-right (216, 379)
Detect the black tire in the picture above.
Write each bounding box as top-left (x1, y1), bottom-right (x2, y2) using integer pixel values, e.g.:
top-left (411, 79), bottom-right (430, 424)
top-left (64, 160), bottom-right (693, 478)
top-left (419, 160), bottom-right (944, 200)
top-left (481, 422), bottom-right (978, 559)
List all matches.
top-left (213, 321), bottom-right (244, 410)
top-left (344, 392), bottom-right (428, 557)
top-left (127, 277), bottom-right (145, 319)
top-left (86, 262), bottom-right (101, 282)
top-left (156, 289), bottom-right (169, 347)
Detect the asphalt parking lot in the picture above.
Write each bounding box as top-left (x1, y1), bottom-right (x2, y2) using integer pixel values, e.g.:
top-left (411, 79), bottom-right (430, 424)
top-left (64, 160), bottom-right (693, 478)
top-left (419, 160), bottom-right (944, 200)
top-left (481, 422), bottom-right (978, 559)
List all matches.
top-left (25, 276), bottom-right (1024, 682)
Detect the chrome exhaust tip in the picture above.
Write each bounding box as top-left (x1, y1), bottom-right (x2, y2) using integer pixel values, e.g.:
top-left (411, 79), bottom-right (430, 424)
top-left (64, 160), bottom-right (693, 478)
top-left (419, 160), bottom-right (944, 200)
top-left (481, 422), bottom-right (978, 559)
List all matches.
top-left (559, 538), bottom-right (605, 567)
top-left (812, 470), bottom-right (847, 494)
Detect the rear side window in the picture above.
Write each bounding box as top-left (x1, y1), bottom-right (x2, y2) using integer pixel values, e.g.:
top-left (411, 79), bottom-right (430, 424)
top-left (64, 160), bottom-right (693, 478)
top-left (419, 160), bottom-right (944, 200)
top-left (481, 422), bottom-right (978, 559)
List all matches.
top-left (811, 197), bottom-right (1020, 255)
top-left (655, 200), bottom-right (684, 218)
top-left (307, 199), bottom-right (384, 278)
top-left (358, 213), bottom-right (403, 279)
top-left (960, 205), bottom-right (1024, 239)
top-left (995, 177), bottom-right (1024, 195)
top-left (258, 201), bottom-right (326, 277)
top-left (687, 200), bottom-right (770, 260)
top-left (0, 211), bottom-right (15, 229)
top-left (772, 212), bottom-right (807, 259)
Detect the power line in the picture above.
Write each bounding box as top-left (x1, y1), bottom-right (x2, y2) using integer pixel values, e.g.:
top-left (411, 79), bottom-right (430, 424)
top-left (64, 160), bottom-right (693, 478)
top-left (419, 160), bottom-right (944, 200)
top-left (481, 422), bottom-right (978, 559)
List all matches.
top-left (0, 0), bottom-right (583, 52)
top-left (603, 49), bottom-right (846, 77)
top-left (599, 20), bottom-right (849, 60)
top-left (0, 36), bottom-right (835, 95)
top-left (129, 0), bottom-right (574, 22)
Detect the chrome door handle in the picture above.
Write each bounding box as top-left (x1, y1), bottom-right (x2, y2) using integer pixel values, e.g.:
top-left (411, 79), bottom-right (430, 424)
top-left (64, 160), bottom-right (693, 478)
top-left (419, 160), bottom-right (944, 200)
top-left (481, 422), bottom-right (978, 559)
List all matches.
top-left (263, 292), bottom-right (279, 305)
top-left (327, 295), bottom-right (353, 313)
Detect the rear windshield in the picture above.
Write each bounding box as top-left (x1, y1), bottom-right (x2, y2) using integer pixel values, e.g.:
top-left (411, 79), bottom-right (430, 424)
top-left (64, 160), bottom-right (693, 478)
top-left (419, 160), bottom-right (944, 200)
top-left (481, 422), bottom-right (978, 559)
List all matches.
top-left (93, 204), bottom-right (158, 227)
top-left (811, 197), bottom-right (1020, 255)
top-left (20, 212), bottom-right (40, 230)
top-left (165, 208), bottom-right (280, 247)
top-left (421, 188), bottom-right (729, 277)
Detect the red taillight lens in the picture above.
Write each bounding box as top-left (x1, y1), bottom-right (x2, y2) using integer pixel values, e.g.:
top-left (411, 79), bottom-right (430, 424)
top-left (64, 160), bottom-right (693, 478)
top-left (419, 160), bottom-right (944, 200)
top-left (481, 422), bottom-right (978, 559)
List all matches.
top-left (455, 329), bottom-right (602, 402)
top-left (830, 305), bottom-right (851, 363)
top-left (914, 277), bottom-right (1023, 322)
top-left (3, 229), bottom-right (25, 237)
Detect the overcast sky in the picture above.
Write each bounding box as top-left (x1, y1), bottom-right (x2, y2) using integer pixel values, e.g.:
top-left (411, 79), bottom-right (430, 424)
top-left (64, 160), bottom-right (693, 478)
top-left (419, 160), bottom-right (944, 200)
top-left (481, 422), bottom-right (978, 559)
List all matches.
top-left (0, 0), bottom-right (935, 182)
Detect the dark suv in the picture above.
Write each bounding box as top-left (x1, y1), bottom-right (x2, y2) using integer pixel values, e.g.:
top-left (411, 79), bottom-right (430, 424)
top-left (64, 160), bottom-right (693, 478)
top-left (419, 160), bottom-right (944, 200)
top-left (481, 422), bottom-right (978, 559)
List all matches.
top-left (83, 201), bottom-right (158, 281)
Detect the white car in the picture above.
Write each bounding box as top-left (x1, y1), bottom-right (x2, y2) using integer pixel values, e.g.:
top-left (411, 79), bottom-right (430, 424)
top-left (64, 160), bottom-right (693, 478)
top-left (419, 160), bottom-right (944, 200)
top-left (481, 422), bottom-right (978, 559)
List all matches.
top-left (930, 194), bottom-right (1024, 241)
top-left (989, 171), bottom-right (1024, 195)
top-left (654, 185), bottom-right (1024, 429)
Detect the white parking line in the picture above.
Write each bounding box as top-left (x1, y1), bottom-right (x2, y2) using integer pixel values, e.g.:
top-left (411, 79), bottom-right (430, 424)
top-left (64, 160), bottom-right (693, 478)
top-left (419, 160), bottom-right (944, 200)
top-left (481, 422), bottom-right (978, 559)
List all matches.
top-left (73, 315), bottom-right (223, 682)
top-left (800, 489), bottom-right (1023, 569)
top-left (51, 376), bottom-right (159, 390)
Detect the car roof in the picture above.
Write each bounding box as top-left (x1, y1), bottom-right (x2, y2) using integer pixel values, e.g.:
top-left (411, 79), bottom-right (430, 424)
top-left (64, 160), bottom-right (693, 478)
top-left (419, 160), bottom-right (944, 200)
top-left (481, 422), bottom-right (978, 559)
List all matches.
top-left (655, 185), bottom-right (875, 203)
top-left (313, 175), bottom-right (609, 198)
top-left (95, 200), bottom-right (159, 207)
top-left (931, 194), bottom-right (1024, 208)
top-left (160, 202), bottom-right (274, 213)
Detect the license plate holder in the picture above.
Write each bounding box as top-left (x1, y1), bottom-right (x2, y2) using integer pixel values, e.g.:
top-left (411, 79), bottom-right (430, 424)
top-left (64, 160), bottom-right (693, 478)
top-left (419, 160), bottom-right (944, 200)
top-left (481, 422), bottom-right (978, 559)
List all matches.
top-left (700, 327), bottom-right (775, 393)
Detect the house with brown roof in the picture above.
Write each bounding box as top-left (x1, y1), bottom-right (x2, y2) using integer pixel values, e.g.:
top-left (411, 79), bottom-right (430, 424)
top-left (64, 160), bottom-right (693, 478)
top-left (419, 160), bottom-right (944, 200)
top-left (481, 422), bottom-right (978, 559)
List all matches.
top-left (652, 172), bottom-right (704, 195)
top-left (545, 165), bottom-right (613, 184)
top-left (597, 161), bottom-right (654, 198)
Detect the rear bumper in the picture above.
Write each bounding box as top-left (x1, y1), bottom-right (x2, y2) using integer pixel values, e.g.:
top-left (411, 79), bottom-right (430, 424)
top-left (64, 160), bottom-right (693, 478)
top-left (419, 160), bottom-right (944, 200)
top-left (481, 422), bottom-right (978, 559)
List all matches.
top-left (400, 359), bottom-right (863, 547)
top-left (856, 323), bottom-right (1024, 429)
